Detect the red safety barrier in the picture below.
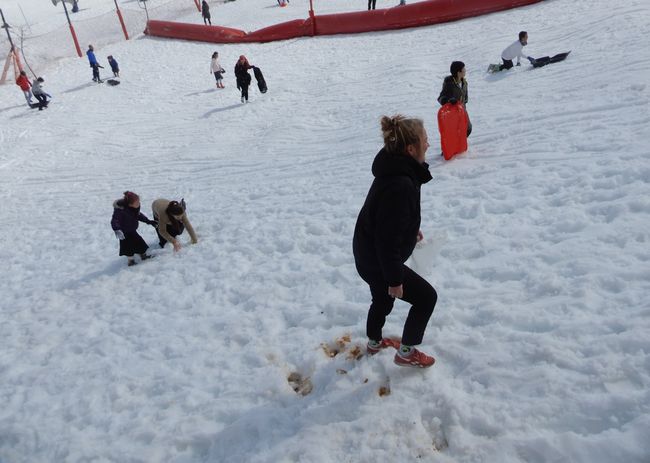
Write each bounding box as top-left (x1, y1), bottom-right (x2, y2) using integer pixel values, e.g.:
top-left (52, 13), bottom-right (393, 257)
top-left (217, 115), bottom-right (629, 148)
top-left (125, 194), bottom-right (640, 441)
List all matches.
top-left (145, 0), bottom-right (543, 44)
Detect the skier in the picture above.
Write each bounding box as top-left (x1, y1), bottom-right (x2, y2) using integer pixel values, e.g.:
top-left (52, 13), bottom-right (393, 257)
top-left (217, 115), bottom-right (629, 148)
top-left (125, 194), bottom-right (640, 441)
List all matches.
top-left (86, 45), bottom-right (104, 82)
top-left (151, 198), bottom-right (198, 252)
top-left (437, 61), bottom-right (471, 137)
top-left (202, 0), bottom-right (212, 25)
top-left (210, 51), bottom-right (225, 88)
top-left (353, 115), bottom-right (437, 368)
top-left (235, 55), bottom-right (253, 103)
top-left (31, 77), bottom-right (49, 110)
top-left (107, 55), bottom-right (120, 78)
top-left (15, 70), bottom-right (33, 106)
top-left (110, 191), bottom-right (157, 266)
top-left (499, 31), bottom-right (530, 71)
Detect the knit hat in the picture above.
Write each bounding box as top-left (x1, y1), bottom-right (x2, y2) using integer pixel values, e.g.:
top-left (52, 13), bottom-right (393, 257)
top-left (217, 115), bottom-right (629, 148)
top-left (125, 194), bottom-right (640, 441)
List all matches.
top-left (123, 191), bottom-right (139, 205)
top-left (450, 61), bottom-right (465, 77)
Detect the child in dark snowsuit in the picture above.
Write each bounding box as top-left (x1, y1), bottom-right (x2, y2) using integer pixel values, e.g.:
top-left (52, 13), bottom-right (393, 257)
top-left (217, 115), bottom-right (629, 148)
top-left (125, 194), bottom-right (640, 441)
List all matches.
top-left (437, 61), bottom-right (472, 137)
top-left (110, 191), bottom-right (157, 266)
top-left (107, 56), bottom-right (120, 77)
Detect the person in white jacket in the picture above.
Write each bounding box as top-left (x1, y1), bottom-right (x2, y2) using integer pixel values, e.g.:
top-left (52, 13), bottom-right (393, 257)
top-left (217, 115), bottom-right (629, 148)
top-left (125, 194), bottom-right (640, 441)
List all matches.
top-left (31, 77), bottom-right (49, 110)
top-left (210, 51), bottom-right (225, 88)
top-left (499, 31), bottom-right (530, 71)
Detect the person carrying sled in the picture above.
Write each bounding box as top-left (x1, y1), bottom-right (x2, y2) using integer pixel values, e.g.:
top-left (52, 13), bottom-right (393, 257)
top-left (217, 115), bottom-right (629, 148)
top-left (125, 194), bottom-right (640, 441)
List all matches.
top-left (437, 61), bottom-right (471, 137)
top-left (16, 70), bottom-right (33, 106)
top-left (202, 1), bottom-right (212, 25)
top-left (211, 51), bottom-right (225, 88)
top-left (107, 55), bottom-right (120, 78)
top-left (353, 115), bottom-right (437, 368)
top-left (499, 31), bottom-right (530, 71)
top-left (31, 77), bottom-right (49, 110)
top-left (111, 191), bottom-right (157, 266)
top-left (235, 55), bottom-right (253, 103)
top-left (151, 198), bottom-right (198, 252)
top-left (87, 45), bottom-right (104, 82)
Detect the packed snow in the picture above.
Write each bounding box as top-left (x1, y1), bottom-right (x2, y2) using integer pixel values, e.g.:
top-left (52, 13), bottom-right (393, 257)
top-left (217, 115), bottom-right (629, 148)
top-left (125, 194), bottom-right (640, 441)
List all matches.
top-left (1, 0), bottom-right (649, 462)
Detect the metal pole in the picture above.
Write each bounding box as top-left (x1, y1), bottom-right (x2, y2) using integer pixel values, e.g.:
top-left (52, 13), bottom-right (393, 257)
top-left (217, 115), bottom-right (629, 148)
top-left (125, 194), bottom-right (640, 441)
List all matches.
top-left (61, 0), bottom-right (83, 57)
top-left (0, 8), bottom-right (17, 50)
top-left (114, 0), bottom-right (130, 40)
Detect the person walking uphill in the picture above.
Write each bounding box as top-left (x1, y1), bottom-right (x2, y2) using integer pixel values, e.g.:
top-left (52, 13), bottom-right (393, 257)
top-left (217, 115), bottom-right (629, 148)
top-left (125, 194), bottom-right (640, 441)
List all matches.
top-left (235, 55), bottom-right (253, 103)
top-left (353, 115), bottom-right (437, 368)
top-left (202, 1), bottom-right (212, 25)
top-left (151, 198), bottom-right (198, 252)
top-left (111, 191), bottom-right (157, 266)
top-left (438, 61), bottom-right (472, 137)
top-left (87, 45), bottom-right (104, 83)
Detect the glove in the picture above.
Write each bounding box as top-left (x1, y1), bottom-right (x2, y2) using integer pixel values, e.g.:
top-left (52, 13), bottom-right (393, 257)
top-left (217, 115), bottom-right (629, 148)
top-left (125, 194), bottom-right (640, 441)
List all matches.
top-left (148, 219), bottom-right (158, 227)
top-left (114, 230), bottom-right (125, 240)
top-left (448, 98), bottom-right (457, 105)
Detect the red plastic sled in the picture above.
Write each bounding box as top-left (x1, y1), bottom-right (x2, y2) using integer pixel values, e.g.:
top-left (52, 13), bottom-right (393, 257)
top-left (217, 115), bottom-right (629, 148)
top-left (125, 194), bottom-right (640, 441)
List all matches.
top-left (437, 103), bottom-right (468, 160)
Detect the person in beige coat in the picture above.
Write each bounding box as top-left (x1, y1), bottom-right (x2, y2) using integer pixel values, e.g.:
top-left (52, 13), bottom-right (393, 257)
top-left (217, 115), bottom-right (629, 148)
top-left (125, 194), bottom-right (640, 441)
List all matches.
top-left (151, 198), bottom-right (198, 252)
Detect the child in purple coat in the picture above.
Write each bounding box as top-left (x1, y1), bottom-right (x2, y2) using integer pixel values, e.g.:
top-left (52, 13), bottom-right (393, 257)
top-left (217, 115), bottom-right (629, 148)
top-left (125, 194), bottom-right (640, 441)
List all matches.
top-left (110, 191), bottom-right (157, 266)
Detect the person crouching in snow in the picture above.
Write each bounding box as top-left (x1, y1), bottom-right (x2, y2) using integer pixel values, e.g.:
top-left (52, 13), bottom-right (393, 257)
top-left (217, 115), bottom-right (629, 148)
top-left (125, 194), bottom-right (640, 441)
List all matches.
top-left (16, 71), bottom-right (33, 106)
top-left (235, 55), bottom-right (253, 103)
top-left (211, 51), bottom-right (225, 88)
top-left (111, 191), bottom-right (157, 266)
top-left (31, 77), bottom-right (49, 110)
top-left (353, 115), bottom-right (437, 368)
top-left (107, 55), bottom-right (120, 78)
top-left (500, 31), bottom-right (530, 71)
top-left (151, 198), bottom-right (198, 252)
top-left (438, 61), bottom-right (471, 137)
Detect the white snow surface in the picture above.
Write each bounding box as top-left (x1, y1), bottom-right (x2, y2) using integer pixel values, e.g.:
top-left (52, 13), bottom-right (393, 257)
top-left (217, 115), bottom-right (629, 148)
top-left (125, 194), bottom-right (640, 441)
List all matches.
top-left (1, 0), bottom-right (650, 462)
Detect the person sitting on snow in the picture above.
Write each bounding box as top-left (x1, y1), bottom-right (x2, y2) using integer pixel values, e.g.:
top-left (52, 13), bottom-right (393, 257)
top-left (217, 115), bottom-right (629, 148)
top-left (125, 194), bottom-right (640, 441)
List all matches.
top-left (499, 31), bottom-right (531, 71)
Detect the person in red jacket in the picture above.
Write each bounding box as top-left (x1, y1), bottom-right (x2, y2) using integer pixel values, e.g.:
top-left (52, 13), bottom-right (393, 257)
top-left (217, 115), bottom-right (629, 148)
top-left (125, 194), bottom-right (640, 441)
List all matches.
top-left (16, 70), bottom-right (33, 106)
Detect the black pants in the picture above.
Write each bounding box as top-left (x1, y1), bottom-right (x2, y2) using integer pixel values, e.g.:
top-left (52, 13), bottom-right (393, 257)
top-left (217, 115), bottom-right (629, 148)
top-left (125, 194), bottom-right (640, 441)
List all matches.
top-left (361, 265), bottom-right (437, 346)
top-left (34, 93), bottom-right (48, 110)
top-left (92, 64), bottom-right (101, 81)
top-left (240, 84), bottom-right (249, 101)
top-left (467, 117), bottom-right (473, 137)
top-left (156, 223), bottom-right (184, 247)
top-left (203, 15), bottom-right (211, 25)
top-left (368, 0), bottom-right (376, 9)
top-left (499, 59), bottom-right (514, 71)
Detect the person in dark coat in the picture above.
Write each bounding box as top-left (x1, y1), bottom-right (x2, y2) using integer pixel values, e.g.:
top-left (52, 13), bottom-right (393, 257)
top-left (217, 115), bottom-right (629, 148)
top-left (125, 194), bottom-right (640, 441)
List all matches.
top-left (437, 60), bottom-right (471, 137)
top-left (110, 191), bottom-right (157, 266)
top-left (202, 1), bottom-right (211, 25)
top-left (107, 55), bottom-right (119, 77)
top-left (353, 115), bottom-right (437, 368)
top-left (235, 55), bottom-right (253, 103)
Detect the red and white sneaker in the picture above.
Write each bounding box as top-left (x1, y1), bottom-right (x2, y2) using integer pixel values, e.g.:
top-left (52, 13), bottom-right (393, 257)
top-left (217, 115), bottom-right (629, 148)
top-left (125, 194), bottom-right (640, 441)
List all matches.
top-left (393, 348), bottom-right (435, 368)
top-left (366, 338), bottom-right (401, 355)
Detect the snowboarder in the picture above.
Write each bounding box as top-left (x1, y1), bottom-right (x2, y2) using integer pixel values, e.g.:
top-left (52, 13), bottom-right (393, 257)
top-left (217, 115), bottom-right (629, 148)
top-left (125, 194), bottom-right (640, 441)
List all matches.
top-left (202, 1), bottom-right (212, 25)
top-left (353, 115), bottom-right (437, 368)
top-left (211, 51), bottom-right (225, 88)
top-left (497, 31), bottom-right (531, 71)
top-left (15, 70), bottom-right (33, 106)
top-left (151, 198), bottom-right (198, 252)
top-left (31, 77), bottom-right (49, 110)
top-left (111, 191), bottom-right (156, 266)
top-left (86, 45), bottom-right (104, 82)
top-left (438, 61), bottom-right (471, 137)
top-left (235, 55), bottom-right (253, 103)
top-left (107, 55), bottom-right (120, 78)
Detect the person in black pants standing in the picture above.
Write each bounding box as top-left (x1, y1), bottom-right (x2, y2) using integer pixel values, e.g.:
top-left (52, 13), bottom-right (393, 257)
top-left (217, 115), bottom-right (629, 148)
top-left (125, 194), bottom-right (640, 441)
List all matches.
top-left (368, 0), bottom-right (376, 9)
top-left (353, 114), bottom-right (437, 368)
top-left (235, 55), bottom-right (253, 103)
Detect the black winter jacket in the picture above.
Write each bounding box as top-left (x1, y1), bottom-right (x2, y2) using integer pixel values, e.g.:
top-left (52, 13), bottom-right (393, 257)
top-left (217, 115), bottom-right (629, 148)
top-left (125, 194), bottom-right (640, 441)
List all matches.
top-left (111, 199), bottom-right (153, 233)
top-left (437, 76), bottom-right (468, 106)
top-left (235, 62), bottom-right (252, 89)
top-left (353, 148), bottom-right (433, 286)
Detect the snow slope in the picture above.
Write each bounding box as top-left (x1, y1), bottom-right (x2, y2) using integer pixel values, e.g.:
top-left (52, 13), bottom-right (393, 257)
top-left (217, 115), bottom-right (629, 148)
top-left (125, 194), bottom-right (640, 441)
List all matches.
top-left (1, 0), bottom-right (650, 462)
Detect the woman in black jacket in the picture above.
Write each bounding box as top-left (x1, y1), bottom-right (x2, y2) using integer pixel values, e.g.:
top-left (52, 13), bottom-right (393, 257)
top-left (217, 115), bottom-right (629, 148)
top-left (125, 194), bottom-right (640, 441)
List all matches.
top-left (235, 55), bottom-right (253, 103)
top-left (437, 61), bottom-right (472, 137)
top-left (353, 115), bottom-right (437, 368)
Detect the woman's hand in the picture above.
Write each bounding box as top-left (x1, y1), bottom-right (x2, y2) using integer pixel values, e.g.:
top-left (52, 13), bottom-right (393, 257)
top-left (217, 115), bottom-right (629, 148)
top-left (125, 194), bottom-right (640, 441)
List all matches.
top-left (388, 285), bottom-right (403, 299)
top-left (172, 240), bottom-right (182, 252)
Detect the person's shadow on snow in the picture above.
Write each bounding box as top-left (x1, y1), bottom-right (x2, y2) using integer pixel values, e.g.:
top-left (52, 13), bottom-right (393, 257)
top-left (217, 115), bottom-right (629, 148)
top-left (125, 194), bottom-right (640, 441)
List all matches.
top-left (62, 82), bottom-right (97, 94)
top-left (201, 103), bottom-right (242, 118)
